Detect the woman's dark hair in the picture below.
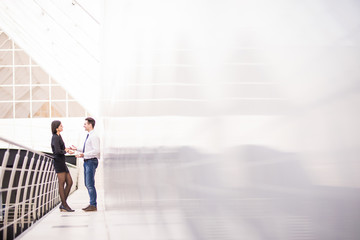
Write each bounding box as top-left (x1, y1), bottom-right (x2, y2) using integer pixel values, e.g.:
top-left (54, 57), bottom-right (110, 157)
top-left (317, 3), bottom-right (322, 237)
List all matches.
top-left (85, 117), bottom-right (95, 128)
top-left (51, 120), bottom-right (61, 134)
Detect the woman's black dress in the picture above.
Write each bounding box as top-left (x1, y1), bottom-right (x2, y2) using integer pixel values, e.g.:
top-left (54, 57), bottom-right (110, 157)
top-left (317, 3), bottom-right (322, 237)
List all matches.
top-left (51, 134), bottom-right (69, 173)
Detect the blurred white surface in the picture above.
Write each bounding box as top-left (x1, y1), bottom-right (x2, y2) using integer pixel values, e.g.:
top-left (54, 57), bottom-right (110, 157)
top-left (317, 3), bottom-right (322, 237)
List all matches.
top-left (101, 0), bottom-right (360, 239)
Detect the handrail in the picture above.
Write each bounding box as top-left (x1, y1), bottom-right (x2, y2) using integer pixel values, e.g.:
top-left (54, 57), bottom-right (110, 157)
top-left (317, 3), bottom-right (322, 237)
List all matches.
top-left (0, 136), bottom-right (75, 239)
top-left (0, 136), bottom-right (49, 157)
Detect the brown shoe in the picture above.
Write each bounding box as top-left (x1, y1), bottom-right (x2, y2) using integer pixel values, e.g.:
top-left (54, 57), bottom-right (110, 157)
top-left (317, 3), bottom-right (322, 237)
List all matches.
top-left (82, 205), bottom-right (91, 210)
top-left (83, 205), bottom-right (97, 212)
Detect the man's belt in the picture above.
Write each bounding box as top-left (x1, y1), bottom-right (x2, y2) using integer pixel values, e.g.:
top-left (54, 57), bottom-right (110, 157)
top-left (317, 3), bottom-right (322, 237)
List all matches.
top-left (84, 158), bottom-right (98, 162)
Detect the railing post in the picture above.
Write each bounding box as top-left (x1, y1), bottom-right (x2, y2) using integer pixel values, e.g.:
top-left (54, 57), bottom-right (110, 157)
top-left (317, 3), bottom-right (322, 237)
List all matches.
top-left (38, 160), bottom-right (50, 217)
top-left (43, 157), bottom-right (50, 213)
top-left (21, 154), bottom-right (35, 229)
top-left (0, 149), bottom-right (10, 187)
top-left (0, 148), bottom-right (10, 240)
top-left (13, 150), bottom-right (29, 236)
top-left (43, 156), bottom-right (54, 213)
top-left (32, 156), bottom-right (45, 220)
top-left (4, 149), bottom-right (21, 239)
top-left (49, 167), bottom-right (59, 209)
top-left (28, 156), bottom-right (41, 222)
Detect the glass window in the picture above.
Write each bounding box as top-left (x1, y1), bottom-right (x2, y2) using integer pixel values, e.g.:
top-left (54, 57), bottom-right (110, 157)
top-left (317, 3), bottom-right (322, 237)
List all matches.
top-left (31, 67), bottom-right (49, 84)
top-left (0, 67), bottom-right (13, 85)
top-left (0, 87), bottom-right (13, 101)
top-left (14, 50), bottom-right (30, 65)
top-left (68, 101), bottom-right (85, 117)
top-left (0, 30), bottom-right (89, 119)
top-left (0, 102), bottom-right (13, 118)
top-left (14, 43), bottom-right (21, 49)
top-left (51, 101), bottom-right (66, 117)
top-left (32, 102), bottom-right (49, 118)
top-left (0, 32), bottom-right (12, 49)
top-left (0, 51), bottom-right (13, 65)
top-left (51, 86), bottom-right (66, 100)
top-left (15, 86), bottom-right (30, 100)
top-left (32, 85), bottom-right (49, 100)
top-left (15, 102), bottom-right (30, 118)
top-left (14, 67), bottom-right (30, 85)
top-left (30, 58), bottom-right (38, 66)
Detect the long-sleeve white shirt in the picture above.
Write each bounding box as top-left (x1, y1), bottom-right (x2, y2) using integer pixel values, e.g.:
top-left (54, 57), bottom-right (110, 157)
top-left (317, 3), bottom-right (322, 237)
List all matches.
top-left (78, 130), bottom-right (100, 160)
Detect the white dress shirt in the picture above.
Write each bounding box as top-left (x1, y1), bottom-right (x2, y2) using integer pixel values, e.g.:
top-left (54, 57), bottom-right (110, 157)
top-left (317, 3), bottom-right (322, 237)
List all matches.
top-left (78, 130), bottom-right (100, 160)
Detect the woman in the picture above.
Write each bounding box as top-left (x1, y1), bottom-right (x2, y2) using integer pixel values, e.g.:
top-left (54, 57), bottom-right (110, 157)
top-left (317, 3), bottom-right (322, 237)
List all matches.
top-left (51, 120), bottom-right (75, 212)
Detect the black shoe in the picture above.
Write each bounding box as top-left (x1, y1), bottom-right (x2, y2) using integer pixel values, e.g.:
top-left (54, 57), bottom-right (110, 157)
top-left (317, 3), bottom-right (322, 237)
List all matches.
top-left (60, 205), bottom-right (75, 212)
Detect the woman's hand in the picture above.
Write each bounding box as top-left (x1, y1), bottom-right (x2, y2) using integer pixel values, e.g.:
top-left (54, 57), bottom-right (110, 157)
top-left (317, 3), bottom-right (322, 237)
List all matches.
top-left (65, 148), bottom-right (75, 154)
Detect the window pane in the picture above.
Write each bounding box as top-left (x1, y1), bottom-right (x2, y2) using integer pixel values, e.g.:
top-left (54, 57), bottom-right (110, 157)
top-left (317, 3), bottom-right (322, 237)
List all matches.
top-left (0, 87), bottom-right (13, 100)
top-left (0, 67), bottom-right (13, 85)
top-left (0, 102), bottom-right (13, 118)
top-left (15, 102), bottom-right (30, 118)
top-left (0, 32), bottom-right (12, 49)
top-left (14, 50), bottom-right (30, 65)
top-left (31, 67), bottom-right (48, 84)
top-left (31, 58), bottom-right (38, 66)
top-left (32, 102), bottom-right (49, 118)
top-left (15, 86), bottom-right (30, 100)
top-left (0, 51), bottom-right (13, 65)
top-left (14, 67), bottom-right (30, 84)
top-left (68, 102), bottom-right (85, 117)
top-left (51, 86), bottom-right (66, 100)
top-left (32, 85), bottom-right (49, 100)
top-left (51, 101), bottom-right (66, 117)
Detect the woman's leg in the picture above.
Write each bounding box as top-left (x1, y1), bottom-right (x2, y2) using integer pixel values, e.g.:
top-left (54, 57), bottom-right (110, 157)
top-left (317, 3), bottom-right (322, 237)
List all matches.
top-left (64, 172), bottom-right (73, 201)
top-left (57, 172), bottom-right (68, 207)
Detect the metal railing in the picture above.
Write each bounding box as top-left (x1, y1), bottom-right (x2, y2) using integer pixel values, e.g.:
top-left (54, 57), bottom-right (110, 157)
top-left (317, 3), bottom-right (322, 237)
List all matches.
top-left (0, 136), bottom-right (69, 240)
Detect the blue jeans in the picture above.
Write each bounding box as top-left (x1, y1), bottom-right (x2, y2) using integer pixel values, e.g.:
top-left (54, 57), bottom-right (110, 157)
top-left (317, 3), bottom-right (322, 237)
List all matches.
top-left (84, 158), bottom-right (98, 206)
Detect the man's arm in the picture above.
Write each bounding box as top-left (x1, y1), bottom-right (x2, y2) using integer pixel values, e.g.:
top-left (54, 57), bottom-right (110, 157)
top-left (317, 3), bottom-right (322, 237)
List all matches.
top-left (70, 144), bottom-right (83, 152)
top-left (83, 135), bottom-right (100, 159)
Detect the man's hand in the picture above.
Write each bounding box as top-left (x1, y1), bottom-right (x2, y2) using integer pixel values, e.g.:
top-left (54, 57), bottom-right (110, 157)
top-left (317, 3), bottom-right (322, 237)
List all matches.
top-left (76, 153), bottom-right (84, 158)
top-left (69, 145), bottom-right (77, 150)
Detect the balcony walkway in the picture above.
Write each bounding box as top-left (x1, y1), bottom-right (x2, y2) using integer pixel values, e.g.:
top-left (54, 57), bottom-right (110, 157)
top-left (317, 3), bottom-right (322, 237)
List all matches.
top-left (16, 159), bottom-right (195, 240)
top-left (17, 189), bottom-right (113, 240)
top-left (17, 188), bottom-right (194, 240)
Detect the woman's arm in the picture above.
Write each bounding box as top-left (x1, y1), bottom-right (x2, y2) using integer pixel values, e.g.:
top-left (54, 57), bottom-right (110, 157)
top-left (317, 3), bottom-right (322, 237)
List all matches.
top-left (52, 135), bottom-right (67, 155)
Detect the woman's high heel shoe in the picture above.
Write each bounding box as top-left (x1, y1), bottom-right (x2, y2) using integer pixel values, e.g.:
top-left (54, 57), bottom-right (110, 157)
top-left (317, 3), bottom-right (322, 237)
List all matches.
top-left (60, 204), bottom-right (75, 212)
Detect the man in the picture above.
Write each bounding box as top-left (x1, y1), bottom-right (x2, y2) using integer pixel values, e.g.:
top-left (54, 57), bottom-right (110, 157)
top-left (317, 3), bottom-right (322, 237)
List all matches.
top-left (71, 117), bottom-right (100, 212)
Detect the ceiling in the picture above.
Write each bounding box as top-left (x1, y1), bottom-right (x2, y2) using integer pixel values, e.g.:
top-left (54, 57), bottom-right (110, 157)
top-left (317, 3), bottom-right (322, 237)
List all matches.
top-left (0, 0), bottom-right (102, 115)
